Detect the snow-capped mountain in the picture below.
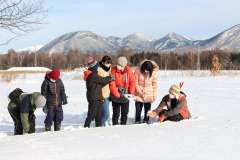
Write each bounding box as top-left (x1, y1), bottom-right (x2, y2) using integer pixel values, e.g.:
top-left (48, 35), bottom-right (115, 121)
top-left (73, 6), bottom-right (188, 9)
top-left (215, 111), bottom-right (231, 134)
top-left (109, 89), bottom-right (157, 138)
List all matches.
top-left (197, 24), bottom-right (240, 51)
top-left (39, 31), bottom-right (118, 54)
top-left (152, 32), bottom-right (192, 51)
top-left (38, 24), bottom-right (240, 54)
top-left (121, 33), bottom-right (153, 52)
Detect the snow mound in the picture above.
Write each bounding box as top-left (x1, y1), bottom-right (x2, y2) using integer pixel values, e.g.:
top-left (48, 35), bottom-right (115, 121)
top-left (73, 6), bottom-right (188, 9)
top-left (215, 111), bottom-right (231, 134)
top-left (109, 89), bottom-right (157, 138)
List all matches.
top-left (7, 67), bottom-right (51, 72)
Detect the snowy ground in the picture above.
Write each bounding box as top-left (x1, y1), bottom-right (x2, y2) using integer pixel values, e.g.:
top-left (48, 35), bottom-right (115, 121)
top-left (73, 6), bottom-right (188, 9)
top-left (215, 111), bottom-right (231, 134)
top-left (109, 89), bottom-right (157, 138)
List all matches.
top-left (0, 70), bottom-right (240, 160)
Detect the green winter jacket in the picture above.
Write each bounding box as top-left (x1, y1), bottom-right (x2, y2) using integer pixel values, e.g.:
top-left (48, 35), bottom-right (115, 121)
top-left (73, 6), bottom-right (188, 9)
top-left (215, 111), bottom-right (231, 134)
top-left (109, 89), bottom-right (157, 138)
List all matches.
top-left (8, 92), bottom-right (41, 133)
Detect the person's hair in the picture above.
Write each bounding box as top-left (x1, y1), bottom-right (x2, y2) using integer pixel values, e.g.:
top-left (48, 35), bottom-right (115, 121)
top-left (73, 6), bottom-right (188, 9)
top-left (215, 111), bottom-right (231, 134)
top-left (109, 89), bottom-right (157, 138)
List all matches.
top-left (101, 55), bottom-right (112, 64)
top-left (140, 61), bottom-right (154, 77)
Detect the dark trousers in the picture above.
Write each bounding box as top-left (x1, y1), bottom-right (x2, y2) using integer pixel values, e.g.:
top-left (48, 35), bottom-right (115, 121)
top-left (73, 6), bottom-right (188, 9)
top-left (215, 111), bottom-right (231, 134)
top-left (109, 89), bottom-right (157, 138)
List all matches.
top-left (44, 106), bottom-right (63, 130)
top-left (8, 107), bottom-right (35, 135)
top-left (112, 101), bottom-right (129, 125)
top-left (84, 100), bottom-right (103, 128)
top-left (159, 111), bottom-right (184, 122)
top-left (135, 101), bottom-right (151, 123)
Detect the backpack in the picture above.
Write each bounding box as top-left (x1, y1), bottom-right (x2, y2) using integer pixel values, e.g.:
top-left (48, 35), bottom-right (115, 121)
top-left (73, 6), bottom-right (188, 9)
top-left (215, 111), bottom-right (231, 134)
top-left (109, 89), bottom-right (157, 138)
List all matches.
top-left (8, 88), bottom-right (24, 104)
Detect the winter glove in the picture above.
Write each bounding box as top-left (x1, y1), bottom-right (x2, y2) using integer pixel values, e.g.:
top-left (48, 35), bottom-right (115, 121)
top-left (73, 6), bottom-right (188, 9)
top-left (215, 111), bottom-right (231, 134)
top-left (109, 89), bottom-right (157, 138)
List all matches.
top-left (42, 105), bottom-right (48, 114)
top-left (147, 111), bottom-right (157, 118)
top-left (118, 87), bottom-right (127, 96)
top-left (62, 96), bottom-right (68, 105)
top-left (110, 76), bottom-right (115, 81)
top-left (159, 114), bottom-right (167, 122)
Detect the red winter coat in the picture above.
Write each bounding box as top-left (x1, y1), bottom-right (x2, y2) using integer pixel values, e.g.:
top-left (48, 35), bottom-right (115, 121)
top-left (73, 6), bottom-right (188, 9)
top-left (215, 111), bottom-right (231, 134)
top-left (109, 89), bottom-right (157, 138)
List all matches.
top-left (110, 66), bottom-right (135, 98)
top-left (153, 93), bottom-right (191, 119)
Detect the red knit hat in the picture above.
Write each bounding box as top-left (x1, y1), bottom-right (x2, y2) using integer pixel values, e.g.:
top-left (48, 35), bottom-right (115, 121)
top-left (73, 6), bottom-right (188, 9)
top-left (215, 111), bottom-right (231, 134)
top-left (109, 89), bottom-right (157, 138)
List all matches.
top-left (47, 69), bottom-right (60, 80)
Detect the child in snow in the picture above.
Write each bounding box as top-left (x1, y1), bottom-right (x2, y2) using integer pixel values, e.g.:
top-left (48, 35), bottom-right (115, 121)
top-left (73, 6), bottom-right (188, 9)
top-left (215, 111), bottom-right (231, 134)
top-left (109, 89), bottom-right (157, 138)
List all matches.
top-left (8, 89), bottom-right (46, 135)
top-left (98, 56), bottom-right (112, 126)
top-left (148, 84), bottom-right (191, 122)
top-left (110, 56), bottom-right (135, 125)
top-left (41, 69), bottom-right (67, 131)
top-left (134, 60), bottom-right (159, 123)
top-left (84, 57), bottom-right (114, 128)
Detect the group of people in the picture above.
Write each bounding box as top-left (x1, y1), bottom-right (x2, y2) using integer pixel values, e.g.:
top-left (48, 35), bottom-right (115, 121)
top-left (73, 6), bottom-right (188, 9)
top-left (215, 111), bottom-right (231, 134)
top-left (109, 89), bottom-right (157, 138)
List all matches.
top-left (7, 55), bottom-right (191, 135)
top-left (83, 56), bottom-right (191, 128)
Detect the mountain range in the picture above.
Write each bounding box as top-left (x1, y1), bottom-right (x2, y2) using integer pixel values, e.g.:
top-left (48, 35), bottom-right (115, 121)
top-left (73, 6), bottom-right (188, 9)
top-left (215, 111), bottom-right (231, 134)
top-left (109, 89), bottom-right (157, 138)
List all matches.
top-left (38, 24), bottom-right (240, 54)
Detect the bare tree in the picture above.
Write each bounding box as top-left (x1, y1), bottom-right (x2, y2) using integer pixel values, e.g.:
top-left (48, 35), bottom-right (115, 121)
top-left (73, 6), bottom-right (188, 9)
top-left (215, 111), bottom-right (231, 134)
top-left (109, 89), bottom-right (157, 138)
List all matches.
top-left (0, 0), bottom-right (47, 45)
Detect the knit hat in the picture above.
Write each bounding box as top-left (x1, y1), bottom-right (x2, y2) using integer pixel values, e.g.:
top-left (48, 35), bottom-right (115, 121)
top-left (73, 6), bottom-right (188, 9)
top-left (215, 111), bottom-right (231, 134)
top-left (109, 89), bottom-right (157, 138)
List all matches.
top-left (169, 84), bottom-right (181, 98)
top-left (34, 95), bottom-right (46, 108)
top-left (117, 56), bottom-right (128, 67)
top-left (87, 56), bottom-right (98, 68)
top-left (48, 69), bottom-right (60, 80)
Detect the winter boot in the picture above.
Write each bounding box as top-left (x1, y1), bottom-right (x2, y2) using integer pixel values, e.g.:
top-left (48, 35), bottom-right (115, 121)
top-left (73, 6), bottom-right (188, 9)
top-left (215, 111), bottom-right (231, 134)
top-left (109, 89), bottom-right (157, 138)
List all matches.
top-left (45, 126), bottom-right (51, 131)
top-left (54, 124), bottom-right (61, 131)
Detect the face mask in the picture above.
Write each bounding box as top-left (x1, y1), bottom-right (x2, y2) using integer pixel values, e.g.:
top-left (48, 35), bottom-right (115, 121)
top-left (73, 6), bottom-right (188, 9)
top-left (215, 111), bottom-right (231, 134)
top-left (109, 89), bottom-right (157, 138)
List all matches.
top-left (50, 79), bottom-right (56, 82)
top-left (104, 63), bottom-right (111, 68)
top-left (117, 65), bottom-right (124, 71)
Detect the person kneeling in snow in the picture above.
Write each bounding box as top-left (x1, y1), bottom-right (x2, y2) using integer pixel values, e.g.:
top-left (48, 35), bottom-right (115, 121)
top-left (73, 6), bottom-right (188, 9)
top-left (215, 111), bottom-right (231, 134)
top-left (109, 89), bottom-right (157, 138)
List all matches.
top-left (8, 90), bottom-right (46, 135)
top-left (148, 84), bottom-right (191, 122)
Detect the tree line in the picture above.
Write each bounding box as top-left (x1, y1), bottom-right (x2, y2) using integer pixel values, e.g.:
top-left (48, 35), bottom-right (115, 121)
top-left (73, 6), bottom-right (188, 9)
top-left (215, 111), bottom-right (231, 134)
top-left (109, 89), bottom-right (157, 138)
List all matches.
top-left (0, 48), bottom-right (240, 70)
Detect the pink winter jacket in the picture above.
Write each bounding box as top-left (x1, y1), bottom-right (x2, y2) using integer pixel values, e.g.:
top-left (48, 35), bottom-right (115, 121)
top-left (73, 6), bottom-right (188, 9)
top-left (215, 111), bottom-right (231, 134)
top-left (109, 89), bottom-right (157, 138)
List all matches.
top-left (134, 60), bottom-right (159, 103)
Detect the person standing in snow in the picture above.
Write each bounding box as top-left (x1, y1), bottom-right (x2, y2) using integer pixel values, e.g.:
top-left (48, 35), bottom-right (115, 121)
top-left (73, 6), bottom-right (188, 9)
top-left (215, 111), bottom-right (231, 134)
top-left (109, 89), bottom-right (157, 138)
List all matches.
top-left (110, 56), bottom-right (135, 125)
top-left (98, 56), bottom-right (112, 126)
top-left (41, 69), bottom-right (68, 131)
top-left (134, 60), bottom-right (159, 123)
top-left (148, 84), bottom-right (191, 122)
top-left (8, 90), bottom-right (46, 135)
top-left (83, 57), bottom-right (114, 128)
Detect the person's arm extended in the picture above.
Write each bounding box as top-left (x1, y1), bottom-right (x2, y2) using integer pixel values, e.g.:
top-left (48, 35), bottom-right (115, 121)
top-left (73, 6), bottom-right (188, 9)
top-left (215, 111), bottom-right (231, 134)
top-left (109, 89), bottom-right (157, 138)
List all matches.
top-left (92, 74), bottom-right (112, 86)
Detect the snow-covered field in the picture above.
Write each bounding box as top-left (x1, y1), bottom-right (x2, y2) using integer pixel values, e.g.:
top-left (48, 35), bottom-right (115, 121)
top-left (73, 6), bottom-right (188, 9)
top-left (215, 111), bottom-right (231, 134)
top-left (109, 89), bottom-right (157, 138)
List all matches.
top-left (0, 70), bottom-right (240, 160)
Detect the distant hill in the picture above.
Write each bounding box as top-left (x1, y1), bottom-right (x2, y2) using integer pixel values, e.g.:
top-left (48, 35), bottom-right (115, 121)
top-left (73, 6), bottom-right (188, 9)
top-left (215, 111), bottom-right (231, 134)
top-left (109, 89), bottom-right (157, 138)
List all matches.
top-left (38, 24), bottom-right (240, 54)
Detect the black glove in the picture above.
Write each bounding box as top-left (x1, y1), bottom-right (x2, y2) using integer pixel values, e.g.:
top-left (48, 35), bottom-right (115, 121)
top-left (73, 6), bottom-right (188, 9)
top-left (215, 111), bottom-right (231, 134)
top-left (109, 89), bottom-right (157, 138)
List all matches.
top-left (118, 87), bottom-right (126, 96)
top-left (62, 96), bottom-right (68, 105)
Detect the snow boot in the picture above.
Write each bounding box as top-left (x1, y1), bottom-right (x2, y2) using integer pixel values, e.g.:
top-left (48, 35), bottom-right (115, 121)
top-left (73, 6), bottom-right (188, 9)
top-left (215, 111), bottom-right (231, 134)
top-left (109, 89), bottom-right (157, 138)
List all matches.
top-left (54, 124), bottom-right (61, 131)
top-left (45, 126), bottom-right (51, 131)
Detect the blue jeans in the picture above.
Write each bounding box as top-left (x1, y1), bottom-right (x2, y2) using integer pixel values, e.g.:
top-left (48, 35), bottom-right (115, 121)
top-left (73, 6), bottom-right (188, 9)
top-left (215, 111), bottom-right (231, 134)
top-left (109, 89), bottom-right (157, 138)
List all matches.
top-left (102, 98), bottom-right (110, 126)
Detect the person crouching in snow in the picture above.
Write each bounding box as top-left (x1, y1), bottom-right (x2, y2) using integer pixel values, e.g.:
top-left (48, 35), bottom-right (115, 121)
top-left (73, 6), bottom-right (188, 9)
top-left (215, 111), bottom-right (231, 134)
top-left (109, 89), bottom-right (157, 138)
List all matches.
top-left (84, 57), bottom-right (114, 128)
top-left (41, 69), bottom-right (68, 131)
top-left (98, 56), bottom-right (112, 126)
top-left (148, 84), bottom-right (191, 122)
top-left (134, 60), bottom-right (159, 124)
top-left (8, 90), bottom-right (46, 135)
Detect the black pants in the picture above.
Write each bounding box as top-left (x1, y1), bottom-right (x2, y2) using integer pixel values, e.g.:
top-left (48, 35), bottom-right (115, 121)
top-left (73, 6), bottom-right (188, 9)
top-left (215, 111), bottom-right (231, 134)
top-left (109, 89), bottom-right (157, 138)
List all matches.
top-left (84, 100), bottom-right (103, 128)
top-left (159, 111), bottom-right (184, 122)
top-left (112, 101), bottom-right (129, 125)
top-left (44, 106), bottom-right (63, 130)
top-left (8, 107), bottom-right (35, 135)
top-left (135, 101), bottom-right (151, 123)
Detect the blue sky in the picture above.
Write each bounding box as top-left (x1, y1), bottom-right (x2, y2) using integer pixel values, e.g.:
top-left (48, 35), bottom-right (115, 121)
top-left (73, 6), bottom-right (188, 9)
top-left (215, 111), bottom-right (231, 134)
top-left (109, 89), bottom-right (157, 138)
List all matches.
top-left (0, 0), bottom-right (239, 52)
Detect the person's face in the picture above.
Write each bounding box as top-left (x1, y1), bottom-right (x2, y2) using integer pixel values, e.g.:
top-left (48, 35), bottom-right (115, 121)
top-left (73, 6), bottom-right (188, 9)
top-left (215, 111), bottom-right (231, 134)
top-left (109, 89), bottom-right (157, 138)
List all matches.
top-left (117, 65), bottom-right (124, 71)
top-left (50, 79), bottom-right (56, 82)
top-left (169, 93), bottom-right (176, 99)
top-left (104, 63), bottom-right (111, 68)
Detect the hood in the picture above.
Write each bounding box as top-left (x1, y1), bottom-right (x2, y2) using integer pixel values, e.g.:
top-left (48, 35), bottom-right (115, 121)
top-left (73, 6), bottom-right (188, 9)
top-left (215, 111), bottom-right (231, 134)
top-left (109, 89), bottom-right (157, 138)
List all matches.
top-left (139, 59), bottom-right (159, 72)
top-left (83, 70), bottom-right (92, 81)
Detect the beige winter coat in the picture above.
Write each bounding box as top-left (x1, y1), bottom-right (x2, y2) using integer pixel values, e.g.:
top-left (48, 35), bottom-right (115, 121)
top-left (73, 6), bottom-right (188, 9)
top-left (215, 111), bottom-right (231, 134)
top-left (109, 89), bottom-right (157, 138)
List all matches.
top-left (98, 67), bottom-right (111, 99)
top-left (134, 60), bottom-right (159, 103)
